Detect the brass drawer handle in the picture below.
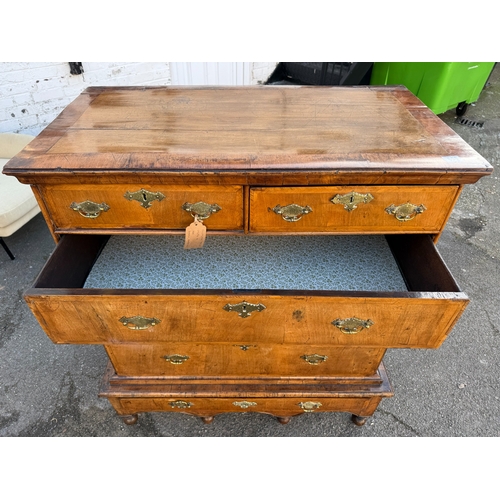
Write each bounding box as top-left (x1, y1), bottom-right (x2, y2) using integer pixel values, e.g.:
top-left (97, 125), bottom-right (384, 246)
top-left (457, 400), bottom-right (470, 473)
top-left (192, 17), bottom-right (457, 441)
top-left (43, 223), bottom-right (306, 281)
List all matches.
top-left (332, 317), bottom-right (374, 334)
top-left (223, 301), bottom-right (266, 318)
top-left (119, 316), bottom-right (161, 330)
top-left (298, 401), bottom-right (322, 413)
top-left (300, 354), bottom-right (328, 365)
top-left (385, 202), bottom-right (426, 221)
top-left (163, 354), bottom-right (190, 365)
top-left (233, 401), bottom-right (257, 409)
top-left (169, 400), bottom-right (192, 409)
top-left (330, 191), bottom-right (374, 212)
top-left (70, 200), bottom-right (110, 218)
top-left (182, 201), bottom-right (221, 220)
top-left (271, 203), bottom-right (312, 222)
top-left (124, 188), bottom-right (165, 209)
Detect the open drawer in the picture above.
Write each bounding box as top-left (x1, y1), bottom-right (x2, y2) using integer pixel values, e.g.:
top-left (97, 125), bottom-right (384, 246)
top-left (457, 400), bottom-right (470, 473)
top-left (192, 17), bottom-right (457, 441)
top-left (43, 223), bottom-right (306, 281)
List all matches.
top-left (24, 233), bottom-right (468, 349)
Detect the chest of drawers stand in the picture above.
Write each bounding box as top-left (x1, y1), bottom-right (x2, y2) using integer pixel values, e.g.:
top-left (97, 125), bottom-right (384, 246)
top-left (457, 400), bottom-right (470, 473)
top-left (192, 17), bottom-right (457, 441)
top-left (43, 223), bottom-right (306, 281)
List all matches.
top-left (3, 86), bottom-right (492, 427)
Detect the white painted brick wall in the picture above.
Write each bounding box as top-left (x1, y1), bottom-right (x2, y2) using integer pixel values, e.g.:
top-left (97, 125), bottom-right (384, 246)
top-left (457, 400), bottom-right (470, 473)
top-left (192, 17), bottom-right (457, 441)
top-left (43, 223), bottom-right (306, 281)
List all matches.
top-left (0, 62), bottom-right (171, 136)
top-left (0, 62), bottom-right (278, 136)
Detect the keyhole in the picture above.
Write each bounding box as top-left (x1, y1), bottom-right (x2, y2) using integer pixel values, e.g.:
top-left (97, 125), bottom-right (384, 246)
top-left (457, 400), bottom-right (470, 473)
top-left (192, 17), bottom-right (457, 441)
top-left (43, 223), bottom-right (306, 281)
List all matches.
top-left (142, 192), bottom-right (148, 202)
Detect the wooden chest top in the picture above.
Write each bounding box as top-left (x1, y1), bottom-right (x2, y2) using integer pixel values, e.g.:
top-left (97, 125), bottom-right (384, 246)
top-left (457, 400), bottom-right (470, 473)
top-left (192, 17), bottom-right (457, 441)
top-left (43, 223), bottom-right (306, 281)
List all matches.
top-left (3, 86), bottom-right (492, 184)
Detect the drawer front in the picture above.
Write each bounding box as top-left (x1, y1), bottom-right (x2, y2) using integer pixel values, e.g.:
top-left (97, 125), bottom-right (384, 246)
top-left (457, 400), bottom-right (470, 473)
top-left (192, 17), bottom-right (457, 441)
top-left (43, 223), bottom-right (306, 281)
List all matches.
top-left (105, 343), bottom-right (385, 377)
top-left (39, 184), bottom-right (244, 231)
top-left (250, 186), bottom-right (459, 233)
top-left (111, 395), bottom-right (384, 419)
top-left (26, 293), bottom-right (467, 349)
top-left (25, 233), bottom-right (468, 349)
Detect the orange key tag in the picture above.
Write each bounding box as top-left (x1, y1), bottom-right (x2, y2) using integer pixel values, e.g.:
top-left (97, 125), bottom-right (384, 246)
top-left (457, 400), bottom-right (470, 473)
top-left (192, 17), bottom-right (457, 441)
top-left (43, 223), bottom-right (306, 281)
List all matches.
top-left (184, 215), bottom-right (206, 249)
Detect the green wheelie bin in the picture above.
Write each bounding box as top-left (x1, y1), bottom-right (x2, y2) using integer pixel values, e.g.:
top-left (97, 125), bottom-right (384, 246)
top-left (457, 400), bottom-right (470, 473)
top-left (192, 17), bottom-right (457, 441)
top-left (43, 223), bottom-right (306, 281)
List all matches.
top-left (370, 62), bottom-right (495, 115)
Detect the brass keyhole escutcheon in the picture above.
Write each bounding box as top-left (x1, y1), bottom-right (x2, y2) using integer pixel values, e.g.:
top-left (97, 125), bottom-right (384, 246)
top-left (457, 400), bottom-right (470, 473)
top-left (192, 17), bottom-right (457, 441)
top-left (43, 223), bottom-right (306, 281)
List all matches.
top-left (271, 203), bottom-right (313, 222)
top-left (385, 202), bottom-right (426, 222)
top-left (234, 345), bottom-right (257, 351)
top-left (70, 200), bottom-right (110, 218)
top-left (124, 188), bottom-right (165, 209)
top-left (233, 401), bottom-right (257, 409)
top-left (330, 192), bottom-right (374, 212)
top-left (223, 301), bottom-right (266, 318)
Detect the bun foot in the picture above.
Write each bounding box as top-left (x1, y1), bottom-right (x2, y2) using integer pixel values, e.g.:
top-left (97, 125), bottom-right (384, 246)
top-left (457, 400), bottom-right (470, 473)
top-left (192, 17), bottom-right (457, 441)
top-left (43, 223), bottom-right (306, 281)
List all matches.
top-left (351, 414), bottom-right (368, 426)
top-left (201, 416), bottom-right (214, 424)
top-left (121, 414), bottom-right (138, 425)
top-left (277, 416), bottom-right (292, 425)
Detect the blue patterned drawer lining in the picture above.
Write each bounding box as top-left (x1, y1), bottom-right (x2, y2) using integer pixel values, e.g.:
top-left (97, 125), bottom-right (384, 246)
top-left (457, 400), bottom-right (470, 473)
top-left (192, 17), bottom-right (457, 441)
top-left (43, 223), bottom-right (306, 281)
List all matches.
top-left (83, 235), bottom-right (408, 291)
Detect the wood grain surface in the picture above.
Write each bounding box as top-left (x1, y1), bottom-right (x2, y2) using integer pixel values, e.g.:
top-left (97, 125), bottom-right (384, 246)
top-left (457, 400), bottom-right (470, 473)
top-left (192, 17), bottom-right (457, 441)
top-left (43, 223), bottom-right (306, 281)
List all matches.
top-left (105, 343), bottom-right (386, 378)
top-left (250, 185), bottom-right (459, 233)
top-left (39, 184), bottom-right (243, 231)
top-left (25, 234), bottom-right (467, 349)
top-left (3, 86), bottom-right (492, 183)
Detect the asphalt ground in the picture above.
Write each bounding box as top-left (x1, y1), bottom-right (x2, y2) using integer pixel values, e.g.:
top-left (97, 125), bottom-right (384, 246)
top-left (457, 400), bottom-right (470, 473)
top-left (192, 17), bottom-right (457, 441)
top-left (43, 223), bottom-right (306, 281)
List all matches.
top-left (1, 68), bottom-right (499, 441)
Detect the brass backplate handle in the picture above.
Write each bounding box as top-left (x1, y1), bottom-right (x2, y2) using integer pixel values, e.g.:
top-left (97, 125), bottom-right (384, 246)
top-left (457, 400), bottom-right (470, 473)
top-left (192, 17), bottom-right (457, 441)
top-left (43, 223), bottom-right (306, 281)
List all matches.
top-left (163, 354), bottom-right (190, 365)
top-left (271, 203), bottom-right (313, 222)
top-left (119, 316), bottom-right (161, 330)
top-left (182, 201), bottom-right (221, 220)
top-left (223, 301), bottom-right (266, 318)
top-left (124, 188), bottom-right (165, 209)
top-left (169, 400), bottom-right (192, 409)
top-left (70, 200), bottom-right (110, 218)
top-left (385, 202), bottom-right (427, 221)
top-left (298, 401), bottom-right (322, 413)
top-left (332, 317), bottom-right (374, 334)
top-left (330, 191), bottom-right (374, 212)
top-left (300, 354), bottom-right (328, 365)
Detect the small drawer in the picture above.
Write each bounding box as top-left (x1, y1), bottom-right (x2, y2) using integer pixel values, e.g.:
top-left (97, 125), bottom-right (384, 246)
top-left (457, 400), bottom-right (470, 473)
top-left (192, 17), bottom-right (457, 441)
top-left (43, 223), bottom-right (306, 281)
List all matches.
top-left (249, 185), bottom-right (459, 233)
top-left (104, 343), bottom-right (386, 377)
top-left (38, 184), bottom-right (244, 232)
top-left (25, 233), bottom-right (468, 350)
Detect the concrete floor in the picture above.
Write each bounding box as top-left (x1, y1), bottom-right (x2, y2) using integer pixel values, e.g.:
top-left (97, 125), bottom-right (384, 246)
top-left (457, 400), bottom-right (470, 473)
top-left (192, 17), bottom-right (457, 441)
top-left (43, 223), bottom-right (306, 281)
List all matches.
top-left (1, 68), bottom-right (499, 437)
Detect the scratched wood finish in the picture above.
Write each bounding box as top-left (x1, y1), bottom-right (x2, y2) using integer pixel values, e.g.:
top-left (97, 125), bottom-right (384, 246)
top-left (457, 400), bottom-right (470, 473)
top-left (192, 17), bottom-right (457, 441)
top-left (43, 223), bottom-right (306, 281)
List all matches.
top-left (104, 343), bottom-right (385, 378)
top-left (3, 86), bottom-right (492, 183)
top-left (250, 185), bottom-right (460, 233)
top-left (11, 169), bottom-right (490, 187)
top-left (39, 184), bottom-right (244, 231)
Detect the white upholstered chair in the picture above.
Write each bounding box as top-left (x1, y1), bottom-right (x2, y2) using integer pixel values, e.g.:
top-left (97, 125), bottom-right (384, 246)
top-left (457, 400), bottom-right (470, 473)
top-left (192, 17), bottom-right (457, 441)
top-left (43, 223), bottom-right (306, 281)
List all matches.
top-left (0, 133), bottom-right (40, 260)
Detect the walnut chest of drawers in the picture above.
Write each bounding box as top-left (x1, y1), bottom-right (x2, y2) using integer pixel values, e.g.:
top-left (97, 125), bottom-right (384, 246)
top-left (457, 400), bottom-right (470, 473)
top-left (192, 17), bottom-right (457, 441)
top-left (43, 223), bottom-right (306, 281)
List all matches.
top-left (3, 85), bottom-right (492, 426)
